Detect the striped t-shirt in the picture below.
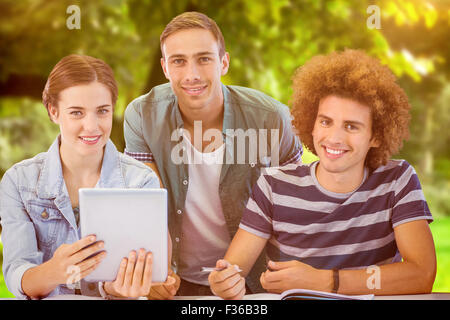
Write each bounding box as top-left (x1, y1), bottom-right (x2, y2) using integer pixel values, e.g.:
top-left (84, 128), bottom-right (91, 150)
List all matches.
top-left (240, 160), bottom-right (433, 270)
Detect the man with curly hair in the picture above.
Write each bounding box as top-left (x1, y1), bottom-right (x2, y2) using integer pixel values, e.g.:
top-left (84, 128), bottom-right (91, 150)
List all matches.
top-left (209, 49), bottom-right (436, 299)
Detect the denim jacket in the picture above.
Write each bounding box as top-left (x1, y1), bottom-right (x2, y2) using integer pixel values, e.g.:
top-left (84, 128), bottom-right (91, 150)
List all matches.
top-left (0, 136), bottom-right (159, 299)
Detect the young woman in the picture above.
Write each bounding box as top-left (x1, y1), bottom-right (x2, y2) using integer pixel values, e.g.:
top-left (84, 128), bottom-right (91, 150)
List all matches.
top-left (0, 54), bottom-right (178, 299)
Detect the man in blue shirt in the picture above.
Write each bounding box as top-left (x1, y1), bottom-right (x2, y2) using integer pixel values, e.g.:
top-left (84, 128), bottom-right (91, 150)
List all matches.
top-left (123, 11), bottom-right (302, 297)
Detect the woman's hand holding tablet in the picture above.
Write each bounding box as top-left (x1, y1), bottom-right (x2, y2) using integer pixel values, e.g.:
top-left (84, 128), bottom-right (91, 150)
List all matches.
top-left (21, 235), bottom-right (106, 298)
top-left (103, 249), bottom-right (153, 298)
top-left (48, 235), bottom-right (107, 285)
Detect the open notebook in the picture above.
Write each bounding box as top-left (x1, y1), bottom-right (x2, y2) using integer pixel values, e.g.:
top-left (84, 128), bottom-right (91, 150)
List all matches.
top-left (282, 289), bottom-right (372, 300)
top-left (193, 289), bottom-right (374, 300)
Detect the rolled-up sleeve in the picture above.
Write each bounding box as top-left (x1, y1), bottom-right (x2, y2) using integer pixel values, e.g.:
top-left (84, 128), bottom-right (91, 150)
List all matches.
top-left (0, 169), bottom-right (43, 299)
top-left (123, 99), bottom-right (154, 163)
top-left (272, 105), bottom-right (303, 166)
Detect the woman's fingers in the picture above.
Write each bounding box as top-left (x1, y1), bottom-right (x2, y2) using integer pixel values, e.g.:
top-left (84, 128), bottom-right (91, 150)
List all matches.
top-left (76, 251), bottom-right (107, 274)
top-left (104, 249), bottom-right (155, 298)
top-left (131, 249), bottom-right (146, 288)
top-left (67, 235), bottom-right (97, 256)
top-left (114, 258), bottom-right (128, 288)
top-left (123, 251), bottom-right (136, 289)
top-left (140, 252), bottom-right (153, 295)
top-left (79, 260), bottom-right (103, 280)
top-left (69, 240), bottom-right (104, 265)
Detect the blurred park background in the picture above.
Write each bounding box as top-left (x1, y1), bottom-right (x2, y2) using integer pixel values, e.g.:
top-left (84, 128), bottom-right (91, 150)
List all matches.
top-left (0, 0), bottom-right (449, 297)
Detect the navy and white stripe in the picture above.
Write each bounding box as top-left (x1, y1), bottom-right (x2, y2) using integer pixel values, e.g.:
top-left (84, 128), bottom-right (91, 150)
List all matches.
top-left (240, 160), bottom-right (433, 270)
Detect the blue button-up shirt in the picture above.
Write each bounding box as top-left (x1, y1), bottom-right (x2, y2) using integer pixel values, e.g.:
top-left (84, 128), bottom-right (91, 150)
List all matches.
top-left (124, 83), bottom-right (303, 292)
top-left (0, 136), bottom-right (159, 299)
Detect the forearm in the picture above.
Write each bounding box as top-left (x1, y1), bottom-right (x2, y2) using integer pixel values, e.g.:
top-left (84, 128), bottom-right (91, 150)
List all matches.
top-left (21, 260), bottom-right (59, 299)
top-left (339, 221), bottom-right (436, 295)
top-left (223, 249), bottom-right (256, 278)
top-left (224, 229), bottom-right (268, 277)
top-left (338, 260), bottom-right (436, 295)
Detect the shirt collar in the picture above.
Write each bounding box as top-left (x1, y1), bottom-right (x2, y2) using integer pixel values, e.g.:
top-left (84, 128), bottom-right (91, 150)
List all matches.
top-left (310, 161), bottom-right (369, 198)
top-left (97, 138), bottom-right (125, 188)
top-left (172, 83), bottom-right (235, 137)
top-left (36, 135), bottom-right (65, 199)
top-left (36, 135), bottom-right (124, 199)
top-left (221, 83), bottom-right (235, 138)
top-left (173, 94), bottom-right (184, 129)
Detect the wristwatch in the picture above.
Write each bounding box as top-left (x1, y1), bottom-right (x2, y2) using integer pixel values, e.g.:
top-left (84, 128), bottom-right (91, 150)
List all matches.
top-left (332, 269), bottom-right (339, 294)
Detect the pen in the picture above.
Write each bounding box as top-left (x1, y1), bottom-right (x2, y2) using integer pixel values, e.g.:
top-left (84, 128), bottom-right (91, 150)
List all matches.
top-left (201, 266), bottom-right (242, 273)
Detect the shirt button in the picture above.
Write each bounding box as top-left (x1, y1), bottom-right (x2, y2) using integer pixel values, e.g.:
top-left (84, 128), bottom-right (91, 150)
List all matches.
top-left (41, 211), bottom-right (49, 219)
top-left (175, 237), bottom-right (180, 242)
top-left (177, 210), bottom-right (182, 215)
top-left (183, 180), bottom-right (188, 186)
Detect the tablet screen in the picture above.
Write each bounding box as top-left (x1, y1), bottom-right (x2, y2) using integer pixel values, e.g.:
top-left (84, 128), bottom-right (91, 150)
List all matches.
top-left (79, 188), bottom-right (168, 283)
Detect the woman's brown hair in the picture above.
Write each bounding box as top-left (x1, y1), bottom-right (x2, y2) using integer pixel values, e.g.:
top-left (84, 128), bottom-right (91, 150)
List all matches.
top-left (42, 54), bottom-right (118, 119)
top-left (290, 49), bottom-right (411, 170)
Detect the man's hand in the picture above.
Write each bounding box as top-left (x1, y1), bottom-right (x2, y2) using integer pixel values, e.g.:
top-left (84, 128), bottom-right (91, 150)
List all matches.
top-left (208, 259), bottom-right (245, 300)
top-left (260, 260), bottom-right (332, 294)
top-left (147, 269), bottom-right (179, 300)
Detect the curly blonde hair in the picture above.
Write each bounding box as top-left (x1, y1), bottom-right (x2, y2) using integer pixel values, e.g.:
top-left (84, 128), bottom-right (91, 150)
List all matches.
top-left (290, 49), bottom-right (411, 170)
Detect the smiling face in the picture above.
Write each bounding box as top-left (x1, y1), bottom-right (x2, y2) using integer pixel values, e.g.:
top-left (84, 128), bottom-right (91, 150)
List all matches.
top-left (160, 28), bottom-right (230, 113)
top-left (312, 95), bottom-right (379, 178)
top-left (48, 81), bottom-right (113, 158)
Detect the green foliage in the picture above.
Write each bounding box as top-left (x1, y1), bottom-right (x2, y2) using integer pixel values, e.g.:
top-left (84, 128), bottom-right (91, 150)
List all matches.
top-left (435, 158), bottom-right (450, 181)
top-left (430, 217), bottom-right (450, 292)
top-left (423, 182), bottom-right (450, 218)
top-left (1, 0), bottom-right (447, 171)
top-left (0, 241), bottom-right (15, 298)
top-left (0, 99), bottom-right (59, 176)
top-left (301, 148), bottom-right (319, 165)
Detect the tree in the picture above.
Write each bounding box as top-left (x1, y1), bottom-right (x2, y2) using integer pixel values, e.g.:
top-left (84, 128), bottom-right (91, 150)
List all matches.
top-left (0, 0), bottom-right (448, 177)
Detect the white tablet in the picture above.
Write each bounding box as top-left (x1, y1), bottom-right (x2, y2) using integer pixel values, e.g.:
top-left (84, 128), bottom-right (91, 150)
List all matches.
top-left (79, 188), bottom-right (168, 283)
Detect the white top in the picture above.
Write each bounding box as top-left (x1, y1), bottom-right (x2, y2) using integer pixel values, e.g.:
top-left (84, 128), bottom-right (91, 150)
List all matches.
top-left (178, 135), bottom-right (231, 285)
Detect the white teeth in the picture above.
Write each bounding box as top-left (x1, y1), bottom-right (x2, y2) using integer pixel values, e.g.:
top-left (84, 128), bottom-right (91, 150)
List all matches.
top-left (81, 137), bottom-right (99, 141)
top-left (326, 147), bottom-right (345, 155)
top-left (185, 87), bottom-right (204, 92)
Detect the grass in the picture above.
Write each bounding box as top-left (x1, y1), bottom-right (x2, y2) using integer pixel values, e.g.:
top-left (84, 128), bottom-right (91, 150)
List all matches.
top-left (0, 272), bottom-right (13, 298)
top-left (430, 216), bottom-right (450, 292)
top-left (0, 241), bottom-right (14, 298)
